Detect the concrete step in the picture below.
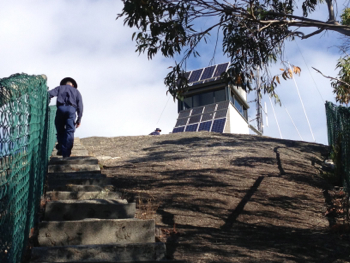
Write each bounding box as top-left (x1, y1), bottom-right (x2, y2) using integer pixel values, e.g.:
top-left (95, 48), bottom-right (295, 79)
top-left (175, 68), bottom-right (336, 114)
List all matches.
top-left (51, 150), bottom-right (90, 158)
top-left (44, 200), bottom-right (135, 221)
top-left (70, 145), bottom-right (87, 150)
top-left (48, 184), bottom-right (115, 192)
top-left (47, 176), bottom-right (111, 189)
top-left (134, 261), bottom-right (187, 263)
top-left (48, 163), bottom-right (100, 173)
top-left (32, 259), bottom-right (188, 263)
top-left (70, 150), bottom-right (90, 156)
top-left (47, 171), bottom-right (104, 181)
top-left (38, 218), bottom-right (155, 246)
top-left (46, 190), bottom-right (122, 201)
top-left (53, 140), bottom-right (87, 148)
top-left (47, 171), bottom-right (103, 177)
top-left (31, 242), bottom-right (166, 262)
top-left (32, 260), bottom-right (187, 263)
top-left (73, 137), bottom-right (82, 144)
top-left (49, 156), bottom-right (98, 165)
top-left (46, 172), bottom-right (110, 191)
top-left (51, 152), bottom-right (90, 158)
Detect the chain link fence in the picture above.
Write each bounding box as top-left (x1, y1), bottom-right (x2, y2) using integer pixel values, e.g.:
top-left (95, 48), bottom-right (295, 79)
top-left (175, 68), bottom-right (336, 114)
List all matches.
top-left (0, 73), bottom-right (56, 263)
top-left (325, 101), bottom-right (350, 190)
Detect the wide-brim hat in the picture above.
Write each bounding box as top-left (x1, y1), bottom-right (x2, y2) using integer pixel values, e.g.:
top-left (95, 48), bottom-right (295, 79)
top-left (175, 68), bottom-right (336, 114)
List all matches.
top-left (60, 77), bottom-right (78, 88)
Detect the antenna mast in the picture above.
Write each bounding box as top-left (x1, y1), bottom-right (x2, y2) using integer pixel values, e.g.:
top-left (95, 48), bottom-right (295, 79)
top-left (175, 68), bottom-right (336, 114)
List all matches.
top-left (256, 68), bottom-right (263, 134)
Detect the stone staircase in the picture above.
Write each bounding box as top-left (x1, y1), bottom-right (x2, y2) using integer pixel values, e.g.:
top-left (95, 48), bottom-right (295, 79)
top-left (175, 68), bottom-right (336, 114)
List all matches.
top-left (30, 138), bottom-right (184, 263)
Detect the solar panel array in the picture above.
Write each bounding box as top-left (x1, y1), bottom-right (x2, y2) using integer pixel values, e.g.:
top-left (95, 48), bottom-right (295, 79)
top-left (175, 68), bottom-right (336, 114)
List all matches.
top-left (173, 63), bottom-right (232, 133)
top-left (172, 101), bottom-right (229, 134)
top-left (186, 62), bottom-right (230, 86)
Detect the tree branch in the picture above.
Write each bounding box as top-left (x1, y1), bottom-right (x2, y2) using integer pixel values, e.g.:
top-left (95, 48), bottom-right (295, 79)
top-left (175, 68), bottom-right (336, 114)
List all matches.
top-left (312, 67), bottom-right (350, 88)
top-left (326, 0), bottom-right (335, 22)
top-left (253, 17), bottom-right (350, 36)
top-left (301, 28), bottom-right (325, 39)
top-left (258, 22), bottom-right (274, 32)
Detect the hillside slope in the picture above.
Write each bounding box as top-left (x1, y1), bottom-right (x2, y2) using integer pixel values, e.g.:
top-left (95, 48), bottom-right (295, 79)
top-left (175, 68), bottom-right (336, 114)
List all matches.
top-left (81, 132), bottom-right (350, 262)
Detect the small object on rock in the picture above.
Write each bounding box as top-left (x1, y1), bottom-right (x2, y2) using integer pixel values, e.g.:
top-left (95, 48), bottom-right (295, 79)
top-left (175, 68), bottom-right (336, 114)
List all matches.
top-left (325, 159), bottom-right (335, 166)
top-left (322, 159), bottom-right (335, 171)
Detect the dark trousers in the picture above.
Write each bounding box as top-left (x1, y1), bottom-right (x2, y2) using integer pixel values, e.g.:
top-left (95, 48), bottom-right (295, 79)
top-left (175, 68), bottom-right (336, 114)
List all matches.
top-left (55, 105), bottom-right (76, 157)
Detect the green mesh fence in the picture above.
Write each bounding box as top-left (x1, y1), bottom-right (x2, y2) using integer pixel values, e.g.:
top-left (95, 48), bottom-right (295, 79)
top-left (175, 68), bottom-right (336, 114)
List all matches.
top-left (0, 73), bottom-right (56, 263)
top-left (325, 101), bottom-right (350, 190)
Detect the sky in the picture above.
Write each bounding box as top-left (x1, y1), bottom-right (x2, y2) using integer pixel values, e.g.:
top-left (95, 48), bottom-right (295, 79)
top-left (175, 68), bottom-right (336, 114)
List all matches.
top-left (0, 0), bottom-right (347, 145)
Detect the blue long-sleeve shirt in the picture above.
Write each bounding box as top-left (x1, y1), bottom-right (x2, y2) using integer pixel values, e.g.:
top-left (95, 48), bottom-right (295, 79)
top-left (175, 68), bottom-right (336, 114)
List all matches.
top-left (48, 85), bottom-right (83, 124)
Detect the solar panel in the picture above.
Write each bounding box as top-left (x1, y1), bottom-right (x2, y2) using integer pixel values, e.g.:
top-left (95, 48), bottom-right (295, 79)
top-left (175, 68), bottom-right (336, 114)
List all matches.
top-left (188, 69), bottom-right (203, 83)
top-left (185, 124), bottom-right (198, 132)
top-left (175, 118), bottom-right (188, 127)
top-left (211, 118), bottom-right (226, 133)
top-left (173, 126), bottom-right (185, 133)
top-left (215, 109), bottom-right (228, 119)
top-left (188, 115), bottom-right (201, 124)
top-left (200, 66), bottom-right (216, 80)
top-left (201, 112), bottom-right (214, 121)
top-left (204, 104), bottom-right (216, 113)
top-left (217, 100), bottom-right (230, 111)
top-left (191, 107), bottom-right (204, 115)
top-left (178, 109), bottom-right (191, 119)
top-left (198, 121), bottom-right (212, 131)
top-left (213, 63), bottom-right (229, 77)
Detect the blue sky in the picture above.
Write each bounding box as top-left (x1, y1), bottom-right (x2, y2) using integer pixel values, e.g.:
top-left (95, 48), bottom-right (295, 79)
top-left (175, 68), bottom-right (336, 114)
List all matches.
top-left (0, 0), bottom-right (346, 145)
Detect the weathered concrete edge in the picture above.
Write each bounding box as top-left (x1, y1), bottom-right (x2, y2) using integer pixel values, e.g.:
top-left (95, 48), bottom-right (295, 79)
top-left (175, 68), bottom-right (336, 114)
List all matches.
top-left (46, 190), bottom-right (122, 201)
top-left (38, 218), bottom-right (155, 246)
top-left (31, 242), bottom-right (166, 262)
top-left (46, 184), bottom-right (115, 192)
top-left (48, 164), bottom-right (101, 173)
top-left (43, 201), bottom-right (135, 221)
top-left (49, 156), bottom-right (99, 165)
